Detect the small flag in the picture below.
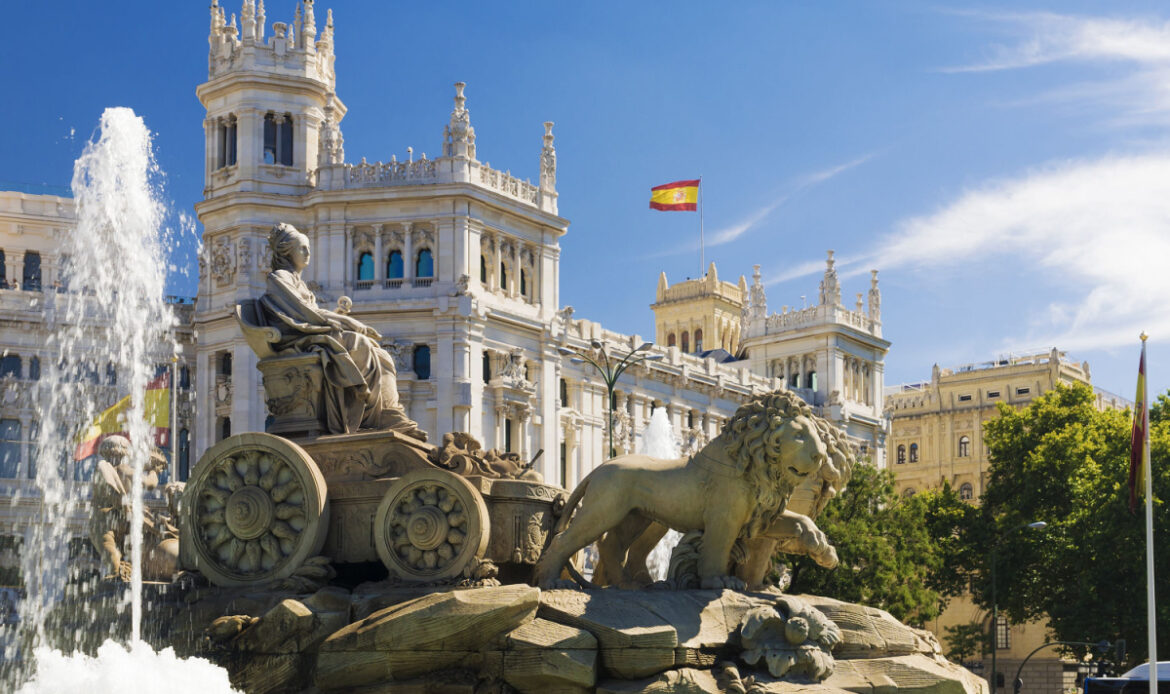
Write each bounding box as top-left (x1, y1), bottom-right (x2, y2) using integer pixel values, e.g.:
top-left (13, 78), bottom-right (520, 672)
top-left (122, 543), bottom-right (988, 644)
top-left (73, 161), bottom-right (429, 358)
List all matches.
top-left (650, 179), bottom-right (700, 211)
top-left (1129, 338), bottom-right (1148, 513)
top-left (73, 372), bottom-right (171, 460)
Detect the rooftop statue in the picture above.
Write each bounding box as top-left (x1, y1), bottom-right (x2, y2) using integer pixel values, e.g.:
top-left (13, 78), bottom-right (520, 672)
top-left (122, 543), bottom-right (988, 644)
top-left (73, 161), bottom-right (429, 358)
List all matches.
top-left (259, 222), bottom-right (425, 439)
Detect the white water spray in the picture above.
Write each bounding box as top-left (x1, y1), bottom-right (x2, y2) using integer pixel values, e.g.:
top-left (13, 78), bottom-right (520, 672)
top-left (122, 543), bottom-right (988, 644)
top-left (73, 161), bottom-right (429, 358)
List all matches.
top-left (641, 409), bottom-right (684, 581)
top-left (8, 107), bottom-right (235, 691)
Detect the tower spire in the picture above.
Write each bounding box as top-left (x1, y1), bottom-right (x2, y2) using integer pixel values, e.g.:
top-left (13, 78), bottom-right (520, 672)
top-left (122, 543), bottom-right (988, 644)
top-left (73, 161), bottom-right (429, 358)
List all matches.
top-left (443, 82), bottom-right (476, 160)
top-left (242, 0), bottom-right (256, 41)
top-left (540, 122), bottom-right (556, 193)
top-left (256, 0), bottom-right (265, 40)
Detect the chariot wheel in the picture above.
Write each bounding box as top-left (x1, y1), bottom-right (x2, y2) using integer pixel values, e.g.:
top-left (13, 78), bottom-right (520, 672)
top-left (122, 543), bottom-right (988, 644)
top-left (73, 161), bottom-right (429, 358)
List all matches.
top-left (180, 432), bottom-right (329, 587)
top-left (374, 469), bottom-right (490, 582)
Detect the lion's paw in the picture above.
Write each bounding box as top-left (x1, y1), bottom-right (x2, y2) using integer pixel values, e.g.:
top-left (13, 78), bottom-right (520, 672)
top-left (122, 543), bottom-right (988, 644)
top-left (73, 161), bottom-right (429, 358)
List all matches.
top-left (701, 575), bottom-right (747, 591)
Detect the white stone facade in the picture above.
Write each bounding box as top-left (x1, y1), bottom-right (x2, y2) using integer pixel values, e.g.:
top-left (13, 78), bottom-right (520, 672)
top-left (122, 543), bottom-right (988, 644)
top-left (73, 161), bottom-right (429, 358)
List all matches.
top-left (740, 253), bottom-right (890, 466)
top-left (0, 190), bottom-right (197, 576)
top-left (193, 1), bottom-right (784, 486)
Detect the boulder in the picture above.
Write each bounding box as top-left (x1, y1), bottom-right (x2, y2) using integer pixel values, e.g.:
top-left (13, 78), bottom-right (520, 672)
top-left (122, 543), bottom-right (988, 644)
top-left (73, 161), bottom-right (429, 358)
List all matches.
top-left (502, 617), bottom-right (598, 693)
top-left (315, 584), bottom-right (539, 690)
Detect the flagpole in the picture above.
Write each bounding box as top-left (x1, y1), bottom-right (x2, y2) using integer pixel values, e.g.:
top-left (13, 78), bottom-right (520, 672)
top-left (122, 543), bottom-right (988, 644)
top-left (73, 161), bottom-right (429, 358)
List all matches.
top-left (699, 176), bottom-right (705, 277)
top-left (1141, 333), bottom-right (1157, 694)
top-left (170, 355), bottom-right (178, 482)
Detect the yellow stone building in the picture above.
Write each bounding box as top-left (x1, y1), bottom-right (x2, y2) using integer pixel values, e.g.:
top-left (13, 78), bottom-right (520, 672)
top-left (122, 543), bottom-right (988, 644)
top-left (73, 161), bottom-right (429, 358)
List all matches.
top-left (885, 349), bottom-right (1130, 694)
top-left (651, 262), bottom-right (745, 356)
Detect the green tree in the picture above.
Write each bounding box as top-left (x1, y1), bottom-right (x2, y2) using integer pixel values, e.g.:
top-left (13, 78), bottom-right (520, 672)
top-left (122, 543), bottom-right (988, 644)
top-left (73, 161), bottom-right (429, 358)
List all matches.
top-left (974, 382), bottom-right (1170, 668)
top-left (944, 622), bottom-right (991, 663)
top-left (785, 464), bottom-right (973, 624)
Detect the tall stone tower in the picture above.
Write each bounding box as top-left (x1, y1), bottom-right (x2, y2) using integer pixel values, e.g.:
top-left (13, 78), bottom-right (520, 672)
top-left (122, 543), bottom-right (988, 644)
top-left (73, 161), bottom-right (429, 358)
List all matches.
top-left (199, 0), bottom-right (342, 199)
top-left (650, 262), bottom-right (746, 355)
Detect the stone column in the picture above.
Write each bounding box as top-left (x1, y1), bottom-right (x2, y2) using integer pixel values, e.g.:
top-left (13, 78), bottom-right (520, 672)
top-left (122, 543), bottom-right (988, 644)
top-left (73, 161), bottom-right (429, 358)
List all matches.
top-left (404, 223), bottom-right (415, 281)
top-left (373, 224), bottom-right (384, 283)
top-left (343, 226), bottom-right (353, 292)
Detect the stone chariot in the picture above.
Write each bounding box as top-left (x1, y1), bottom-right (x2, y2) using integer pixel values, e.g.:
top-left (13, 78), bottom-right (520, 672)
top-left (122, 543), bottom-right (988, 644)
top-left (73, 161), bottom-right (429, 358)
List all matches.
top-left (178, 299), bottom-right (566, 588)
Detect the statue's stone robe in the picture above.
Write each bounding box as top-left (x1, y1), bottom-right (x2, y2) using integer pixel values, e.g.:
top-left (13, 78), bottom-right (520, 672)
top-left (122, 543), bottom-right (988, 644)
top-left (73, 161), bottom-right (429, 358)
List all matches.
top-left (260, 269), bottom-right (416, 435)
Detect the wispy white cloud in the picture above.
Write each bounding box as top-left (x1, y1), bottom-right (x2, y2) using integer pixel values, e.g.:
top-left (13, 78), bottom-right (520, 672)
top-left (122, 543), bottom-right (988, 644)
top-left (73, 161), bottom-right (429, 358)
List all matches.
top-left (871, 153), bottom-right (1170, 351)
top-left (941, 12), bottom-right (1170, 73)
top-left (647, 153), bottom-right (875, 258)
top-left (939, 12), bottom-right (1170, 127)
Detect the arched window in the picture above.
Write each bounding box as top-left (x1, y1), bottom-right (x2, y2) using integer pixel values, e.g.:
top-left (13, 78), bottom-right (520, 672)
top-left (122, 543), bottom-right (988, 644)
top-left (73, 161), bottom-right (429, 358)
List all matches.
top-left (896, 445), bottom-right (906, 464)
top-left (958, 435), bottom-right (970, 457)
top-left (806, 370), bottom-right (818, 391)
top-left (560, 378), bottom-right (569, 408)
top-left (0, 355), bottom-right (20, 379)
top-left (178, 428), bottom-right (190, 481)
top-left (500, 261), bottom-right (508, 290)
top-left (28, 356), bottom-right (40, 381)
top-left (22, 252), bottom-right (41, 292)
top-left (105, 363), bottom-right (117, 386)
top-left (694, 329), bottom-right (703, 352)
top-left (386, 251), bottom-right (404, 279)
top-left (482, 352), bottom-right (492, 383)
top-left (219, 417), bottom-right (231, 442)
top-left (789, 373), bottom-right (799, 388)
top-left (681, 331), bottom-right (690, 353)
top-left (179, 365), bottom-right (190, 390)
top-left (357, 252), bottom-right (374, 281)
top-left (219, 351), bottom-right (232, 376)
top-left (416, 249), bottom-right (434, 278)
top-left (480, 255), bottom-right (488, 283)
top-left (262, 113), bottom-right (294, 166)
top-left (520, 269), bottom-right (528, 297)
top-left (0, 250), bottom-right (6, 288)
top-left (667, 333), bottom-right (676, 347)
top-left (413, 345), bottom-right (431, 380)
top-left (960, 482), bottom-right (974, 500)
top-left (687, 410), bottom-right (695, 428)
top-left (27, 420), bottom-right (39, 479)
top-left (902, 487), bottom-right (916, 498)
top-left (909, 442), bottom-right (919, 463)
top-left (504, 418), bottom-right (514, 452)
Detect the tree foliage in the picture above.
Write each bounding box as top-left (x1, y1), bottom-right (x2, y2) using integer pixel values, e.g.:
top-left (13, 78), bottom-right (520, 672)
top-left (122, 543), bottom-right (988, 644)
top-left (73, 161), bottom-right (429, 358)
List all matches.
top-left (944, 622), bottom-right (991, 663)
top-left (785, 463), bottom-right (974, 624)
top-left (974, 382), bottom-right (1170, 668)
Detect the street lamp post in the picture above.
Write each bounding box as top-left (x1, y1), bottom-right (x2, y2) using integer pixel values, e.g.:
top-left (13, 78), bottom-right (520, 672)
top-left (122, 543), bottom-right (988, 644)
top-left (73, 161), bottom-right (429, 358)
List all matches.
top-left (990, 521), bottom-right (1048, 693)
top-left (557, 340), bottom-right (664, 459)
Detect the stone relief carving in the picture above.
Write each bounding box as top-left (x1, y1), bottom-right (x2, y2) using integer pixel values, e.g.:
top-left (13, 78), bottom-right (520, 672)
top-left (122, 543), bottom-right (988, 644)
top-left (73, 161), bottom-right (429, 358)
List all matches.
top-left (237, 238), bottom-right (253, 275)
top-left (381, 340), bottom-right (414, 372)
top-left (738, 596), bottom-right (842, 681)
top-left (211, 237), bottom-right (236, 284)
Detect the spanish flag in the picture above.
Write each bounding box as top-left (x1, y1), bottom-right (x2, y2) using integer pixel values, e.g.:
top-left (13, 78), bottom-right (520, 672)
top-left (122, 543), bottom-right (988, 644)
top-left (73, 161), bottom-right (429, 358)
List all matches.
top-left (650, 179), bottom-right (700, 211)
top-left (73, 372), bottom-right (171, 460)
top-left (1129, 338), bottom-right (1149, 513)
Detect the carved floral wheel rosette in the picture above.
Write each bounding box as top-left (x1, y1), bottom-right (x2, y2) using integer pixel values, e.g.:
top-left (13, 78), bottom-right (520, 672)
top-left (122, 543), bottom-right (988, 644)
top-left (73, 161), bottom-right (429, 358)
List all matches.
top-left (374, 469), bottom-right (490, 582)
top-left (181, 433), bottom-right (329, 587)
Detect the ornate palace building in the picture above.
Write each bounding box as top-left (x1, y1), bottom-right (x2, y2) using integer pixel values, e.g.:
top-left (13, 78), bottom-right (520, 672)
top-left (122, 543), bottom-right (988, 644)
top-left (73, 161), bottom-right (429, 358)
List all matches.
top-left (0, 189), bottom-right (196, 586)
top-left (193, 1), bottom-right (892, 484)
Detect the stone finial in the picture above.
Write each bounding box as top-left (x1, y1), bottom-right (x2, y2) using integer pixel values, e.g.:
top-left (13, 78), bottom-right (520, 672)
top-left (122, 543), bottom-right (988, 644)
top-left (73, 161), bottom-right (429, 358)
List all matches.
top-left (293, 1), bottom-right (302, 46)
top-left (318, 102), bottom-right (344, 166)
top-left (818, 250), bottom-right (841, 307)
top-left (540, 122), bottom-right (557, 192)
top-left (747, 264), bottom-right (767, 322)
top-left (657, 272), bottom-right (668, 301)
top-left (856, 293), bottom-right (864, 313)
top-left (242, 0), bottom-right (256, 40)
top-left (303, 0), bottom-right (316, 51)
top-left (444, 82), bottom-right (477, 160)
top-left (257, 0), bottom-right (265, 40)
top-left (707, 262), bottom-right (718, 283)
top-left (867, 269), bottom-right (880, 321)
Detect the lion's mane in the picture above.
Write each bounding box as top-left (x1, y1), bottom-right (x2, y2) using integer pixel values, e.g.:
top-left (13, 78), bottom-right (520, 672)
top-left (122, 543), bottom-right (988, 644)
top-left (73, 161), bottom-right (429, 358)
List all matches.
top-left (720, 390), bottom-right (851, 539)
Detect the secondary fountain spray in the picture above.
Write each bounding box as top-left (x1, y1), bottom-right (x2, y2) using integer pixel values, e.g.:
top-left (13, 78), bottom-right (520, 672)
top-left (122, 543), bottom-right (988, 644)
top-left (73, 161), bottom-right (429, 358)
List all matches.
top-left (641, 408), bottom-right (684, 581)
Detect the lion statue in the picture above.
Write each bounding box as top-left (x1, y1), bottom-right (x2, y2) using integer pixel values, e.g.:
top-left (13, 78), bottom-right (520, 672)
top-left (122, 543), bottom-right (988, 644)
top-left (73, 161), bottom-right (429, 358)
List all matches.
top-left (535, 390), bottom-right (844, 590)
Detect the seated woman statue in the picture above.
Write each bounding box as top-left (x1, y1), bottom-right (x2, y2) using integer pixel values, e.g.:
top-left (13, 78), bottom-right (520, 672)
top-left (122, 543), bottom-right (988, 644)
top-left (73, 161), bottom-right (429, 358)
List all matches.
top-left (261, 222), bottom-right (426, 440)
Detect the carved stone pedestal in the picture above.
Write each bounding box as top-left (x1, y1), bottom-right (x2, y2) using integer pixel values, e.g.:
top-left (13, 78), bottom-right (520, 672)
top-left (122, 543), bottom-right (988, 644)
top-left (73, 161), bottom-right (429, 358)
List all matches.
top-left (258, 353), bottom-right (324, 437)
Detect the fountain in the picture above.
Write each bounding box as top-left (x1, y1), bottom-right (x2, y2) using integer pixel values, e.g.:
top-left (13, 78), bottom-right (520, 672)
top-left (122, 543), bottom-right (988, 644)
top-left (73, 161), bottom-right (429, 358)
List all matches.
top-left (0, 110), bottom-right (985, 694)
top-left (7, 107), bottom-right (238, 692)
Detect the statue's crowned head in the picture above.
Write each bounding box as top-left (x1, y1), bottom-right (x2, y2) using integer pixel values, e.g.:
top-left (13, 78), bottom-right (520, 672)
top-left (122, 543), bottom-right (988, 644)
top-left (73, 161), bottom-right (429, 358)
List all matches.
top-left (269, 223), bottom-right (309, 272)
top-left (98, 434), bottom-right (131, 463)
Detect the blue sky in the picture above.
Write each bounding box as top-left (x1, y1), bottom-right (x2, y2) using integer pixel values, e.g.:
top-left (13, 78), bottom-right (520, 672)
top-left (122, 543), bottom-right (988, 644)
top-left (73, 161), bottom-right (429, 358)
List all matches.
top-left (2, 1), bottom-right (1168, 398)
